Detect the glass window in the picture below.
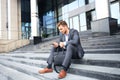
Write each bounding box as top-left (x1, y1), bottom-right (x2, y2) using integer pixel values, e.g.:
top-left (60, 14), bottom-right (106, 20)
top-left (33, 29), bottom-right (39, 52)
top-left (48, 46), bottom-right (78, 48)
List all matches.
top-left (62, 13), bottom-right (68, 20)
top-left (42, 10), bottom-right (57, 37)
top-left (80, 13), bottom-right (87, 26)
top-left (69, 16), bottom-right (80, 32)
top-left (73, 16), bottom-right (80, 32)
top-left (58, 16), bottom-right (62, 21)
top-left (58, 4), bottom-right (62, 16)
top-left (69, 0), bottom-right (79, 12)
top-left (68, 0), bottom-right (76, 3)
top-left (58, 7), bottom-right (62, 16)
top-left (69, 18), bottom-right (73, 29)
top-left (62, 5), bottom-right (69, 14)
top-left (80, 13), bottom-right (87, 31)
top-left (110, 2), bottom-right (120, 24)
top-left (64, 18), bottom-right (69, 27)
top-left (78, 0), bottom-right (85, 7)
top-left (91, 10), bottom-right (96, 21)
top-left (89, 0), bottom-right (95, 3)
top-left (21, 22), bottom-right (31, 39)
top-left (85, 0), bottom-right (95, 4)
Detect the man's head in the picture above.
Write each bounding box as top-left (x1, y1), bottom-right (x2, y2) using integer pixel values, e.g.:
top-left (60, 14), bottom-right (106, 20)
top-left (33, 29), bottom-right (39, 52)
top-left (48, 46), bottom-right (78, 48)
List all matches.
top-left (57, 20), bottom-right (69, 34)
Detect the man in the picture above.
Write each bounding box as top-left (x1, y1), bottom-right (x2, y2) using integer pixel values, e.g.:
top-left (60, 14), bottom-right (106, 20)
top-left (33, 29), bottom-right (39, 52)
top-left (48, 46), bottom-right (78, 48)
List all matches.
top-left (38, 20), bottom-right (84, 79)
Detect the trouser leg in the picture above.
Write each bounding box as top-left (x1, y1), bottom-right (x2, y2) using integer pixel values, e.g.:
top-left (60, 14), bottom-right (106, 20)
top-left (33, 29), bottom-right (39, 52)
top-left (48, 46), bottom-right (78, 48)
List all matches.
top-left (47, 46), bottom-right (63, 65)
top-left (47, 46), bottom-right (56, 65)
top-left (62, 44), bottom-right (78, 70)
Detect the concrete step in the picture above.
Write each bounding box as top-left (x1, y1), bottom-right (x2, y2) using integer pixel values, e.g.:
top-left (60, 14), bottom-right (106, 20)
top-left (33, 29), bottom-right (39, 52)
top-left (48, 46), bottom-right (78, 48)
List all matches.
top-left (12, 36), bottom-right (120, 53)
top-left (0, 64), bottom-right (42, 80)
top-left (81, 36), bottom-right (120, 46)
top-left (0, 53), bottom-right (120, 80)
top-left (82, 44), bottom-right (120, 49)
top-left (81, 39), bottom-right (120, 47)
top-left (1, 53), bottom-right (120, 68)
top-left (13, 34), bottom-right (120, 52)
top-left (85, 48), bottom-right (120, 53)
top-left (1, 53), bottom-right (120, 62)
top-left (80, 34), bottom-right (120, 42)
top-left (13, 47), bottom-right (120, 53)
top-left (81, 36), bottom-right (120, 42)
top-left (1, 33), bottom-right (120, 80)
top-left (34, 44), bottom-right (120, 50)
top-left (0, 73), bottom-right (9, 80)
top-left (37, 47), bottom-right (120, 53)
top-left (38, 48), bottom-right (120, 54)
top-left (13, 38), bottom-right (58, 52)
top-left (13, 46), bottom-right (120, 54)
top-left (0, 54), bottom-right (120, 68)
top-left (69, 64), bottom-right (120, 80)
top-left (0, 59), bottom-right (99, 80)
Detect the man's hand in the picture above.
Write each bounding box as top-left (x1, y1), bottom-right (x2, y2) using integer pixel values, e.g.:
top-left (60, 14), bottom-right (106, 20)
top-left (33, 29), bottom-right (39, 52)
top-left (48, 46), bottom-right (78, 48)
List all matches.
top-left (52, 42), bottom-right (59, 48)
top-left (59, 42), bottom-right (65, 48)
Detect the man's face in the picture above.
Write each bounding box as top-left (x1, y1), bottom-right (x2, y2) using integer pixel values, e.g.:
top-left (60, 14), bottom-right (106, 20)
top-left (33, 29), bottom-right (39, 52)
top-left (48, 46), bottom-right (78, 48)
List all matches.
top-left (58, 25), bottom-right (66, 34)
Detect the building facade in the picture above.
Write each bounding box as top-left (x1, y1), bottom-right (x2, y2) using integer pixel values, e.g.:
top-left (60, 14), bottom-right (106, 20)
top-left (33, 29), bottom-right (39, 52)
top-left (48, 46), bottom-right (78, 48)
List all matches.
top-left (0, 0), bottom-right (120, 40)
top-left (0, 0), bottom-right (21, 39)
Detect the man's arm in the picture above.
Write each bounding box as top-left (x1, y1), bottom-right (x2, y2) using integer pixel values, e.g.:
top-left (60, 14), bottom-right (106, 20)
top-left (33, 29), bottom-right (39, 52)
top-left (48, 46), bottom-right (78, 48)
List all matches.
top-left (66, 30), bottom-right (79, 46)
top-left (52, 33), bottom-right (63, 48)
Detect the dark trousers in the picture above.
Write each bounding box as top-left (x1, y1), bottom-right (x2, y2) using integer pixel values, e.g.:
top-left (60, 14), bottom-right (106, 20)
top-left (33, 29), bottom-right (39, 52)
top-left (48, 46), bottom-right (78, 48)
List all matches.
top-left (47, 44), bottom-right (79, 69)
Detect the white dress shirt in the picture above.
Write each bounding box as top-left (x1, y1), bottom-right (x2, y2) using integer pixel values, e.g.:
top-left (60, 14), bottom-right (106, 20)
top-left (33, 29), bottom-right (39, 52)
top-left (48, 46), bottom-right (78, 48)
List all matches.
top-left (64, 34), bottom-right (69, 46)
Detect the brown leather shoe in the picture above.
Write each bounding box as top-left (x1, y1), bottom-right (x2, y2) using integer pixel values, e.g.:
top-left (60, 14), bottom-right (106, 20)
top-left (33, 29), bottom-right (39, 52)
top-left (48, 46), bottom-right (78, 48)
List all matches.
top-left (38, 68), bottom-right (53, 74)
top-left (58, 70), bottom-right (67, 79)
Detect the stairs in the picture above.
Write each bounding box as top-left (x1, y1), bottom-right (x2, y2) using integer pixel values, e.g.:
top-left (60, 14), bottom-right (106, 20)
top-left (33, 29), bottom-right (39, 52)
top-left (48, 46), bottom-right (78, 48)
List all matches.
top-left (0, 33), bottom-right (120, 80)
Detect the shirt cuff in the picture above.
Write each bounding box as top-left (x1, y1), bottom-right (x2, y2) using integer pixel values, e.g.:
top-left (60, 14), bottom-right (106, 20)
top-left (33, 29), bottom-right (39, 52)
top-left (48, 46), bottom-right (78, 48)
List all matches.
top-left (64, 42), bottom-right (67, 46)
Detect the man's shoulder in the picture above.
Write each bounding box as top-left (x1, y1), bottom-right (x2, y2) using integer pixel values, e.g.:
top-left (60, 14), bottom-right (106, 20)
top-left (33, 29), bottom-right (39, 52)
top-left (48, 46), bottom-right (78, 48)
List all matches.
top-left (70, 28), bottom-right (78, 33)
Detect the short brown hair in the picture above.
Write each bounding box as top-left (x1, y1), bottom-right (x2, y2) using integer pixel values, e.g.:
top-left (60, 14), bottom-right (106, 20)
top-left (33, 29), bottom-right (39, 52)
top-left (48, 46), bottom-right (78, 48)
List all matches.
top-left (57, 20), bottom-right (68, 27)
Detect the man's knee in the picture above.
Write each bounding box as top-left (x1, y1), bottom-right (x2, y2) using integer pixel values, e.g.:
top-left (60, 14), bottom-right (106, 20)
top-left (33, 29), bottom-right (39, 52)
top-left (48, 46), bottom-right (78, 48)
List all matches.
top-left (66, 44), bottom-right (74, 49)
top-left (52, 46), bottom-right (63, 52)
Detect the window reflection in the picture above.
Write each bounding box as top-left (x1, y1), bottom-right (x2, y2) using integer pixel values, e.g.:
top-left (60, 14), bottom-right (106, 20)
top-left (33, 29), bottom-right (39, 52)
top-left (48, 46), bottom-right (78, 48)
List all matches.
top-left (91, 10), bottom-right (96, 21)
top-left (86, 10), bottom-right (95, 30)
top-left (43, 11), bottom-right (56, 37)
top-left (21, 22), bottom-right (31, 39)
top-left (21, 0), bottom-right (31, 39)
top-left (89, 0), bottom-right (95, 3)
top-left (69, 18), bottom-right (73, 29)
top-left (80, 13), bottom-right (87, 26)
top-left (78, 0), bottom-right (85, 7)
top-left (80, 13), bottom-right (87, 31)
top-left (69, 0), bottom-right (78, 11)
top-left (110, 2), bottom-right (120, 24)
top-left (85, 0), bottom-right (95, 4)
top-left (73, 16), bottom-right (80, 32)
